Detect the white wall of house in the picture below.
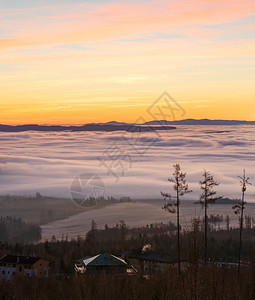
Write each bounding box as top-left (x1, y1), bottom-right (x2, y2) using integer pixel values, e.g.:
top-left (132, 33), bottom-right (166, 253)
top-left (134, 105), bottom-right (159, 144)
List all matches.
top-left (0, 266), bottom-right (37, 281)
top-left (0, 266), bottom-right (16, 281)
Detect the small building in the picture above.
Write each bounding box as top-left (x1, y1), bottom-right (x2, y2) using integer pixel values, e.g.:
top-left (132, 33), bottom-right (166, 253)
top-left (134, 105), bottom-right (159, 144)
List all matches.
top-left (75, 253), bottom-right (127, 275)
top-left (0, 255), bottom-right (50, 281)
top-left (122, 248), bottom-right (183, 273)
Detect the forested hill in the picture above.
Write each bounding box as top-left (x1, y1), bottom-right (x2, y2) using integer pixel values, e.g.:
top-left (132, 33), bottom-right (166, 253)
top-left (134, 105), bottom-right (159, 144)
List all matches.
top-left (0, 216), bottom-right (41, 243)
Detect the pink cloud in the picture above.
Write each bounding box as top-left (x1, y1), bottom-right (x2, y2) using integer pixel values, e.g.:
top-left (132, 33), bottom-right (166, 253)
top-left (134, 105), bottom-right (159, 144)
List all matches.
top-left (0, 0), bottom-right (254, 50)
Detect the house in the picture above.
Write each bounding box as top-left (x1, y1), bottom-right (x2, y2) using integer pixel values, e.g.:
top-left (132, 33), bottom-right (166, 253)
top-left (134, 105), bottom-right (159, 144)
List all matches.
top-left (75, 253), bottom-right (128, 275)
top-left (122, 248), bottom-right (184, 273)
top-left (0, 255), bottom-right (50, 281)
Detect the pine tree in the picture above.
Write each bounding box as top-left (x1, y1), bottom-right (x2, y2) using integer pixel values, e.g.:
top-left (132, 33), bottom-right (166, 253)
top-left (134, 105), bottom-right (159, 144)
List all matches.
top-left (119, 219), bottom-right (127, 249)
top-left (86, 219), bottom-right (97, 242)
top-left (232, 169), bottom-right (252, 274)
top-left (225, 215), bottom-right (230, 231)
top-left (161, 163), bottom-right (191, 274)
top-left (199, 170), bottom-right (222, 264)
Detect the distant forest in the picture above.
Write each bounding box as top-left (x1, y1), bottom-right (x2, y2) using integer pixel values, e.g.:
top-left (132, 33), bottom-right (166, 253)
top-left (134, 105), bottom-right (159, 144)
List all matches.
top-left (0, 216), bottom-right (41, 243)
top-left (0, 194), bottom-right (133, 225)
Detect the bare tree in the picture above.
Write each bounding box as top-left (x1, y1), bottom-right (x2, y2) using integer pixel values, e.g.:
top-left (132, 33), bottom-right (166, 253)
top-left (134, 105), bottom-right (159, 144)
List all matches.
top-left (161, 163), bottom-right (191, 274)
top-left (232, 169), bottom-right (252, 274)
top-left (199, 170), bottom-right (222, 264)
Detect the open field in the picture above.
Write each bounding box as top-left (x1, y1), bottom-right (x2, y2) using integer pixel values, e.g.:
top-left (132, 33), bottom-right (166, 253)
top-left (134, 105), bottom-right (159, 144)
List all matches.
top-left (41, 199), bottom-right (255, 241)
top-left (1, 195), bottom-right (255, 241)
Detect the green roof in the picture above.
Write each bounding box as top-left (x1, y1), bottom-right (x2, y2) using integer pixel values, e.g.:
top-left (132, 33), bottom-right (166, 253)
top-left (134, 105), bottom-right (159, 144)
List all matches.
top-left (82, 253), bottom-right (127, 266)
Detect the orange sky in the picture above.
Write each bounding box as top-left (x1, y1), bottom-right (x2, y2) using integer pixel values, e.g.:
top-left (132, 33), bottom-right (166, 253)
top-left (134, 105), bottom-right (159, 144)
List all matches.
top-left (0, 0), bottom-right (255, 124)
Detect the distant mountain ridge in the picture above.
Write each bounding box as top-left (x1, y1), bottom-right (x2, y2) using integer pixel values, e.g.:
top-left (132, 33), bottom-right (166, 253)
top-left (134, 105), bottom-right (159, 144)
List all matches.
top-left (0, 119), bottom-right (254, 132)
top-left (0, 123), bottom-right (176, 133)
top-left (144, 118), bottom-right (255, 125)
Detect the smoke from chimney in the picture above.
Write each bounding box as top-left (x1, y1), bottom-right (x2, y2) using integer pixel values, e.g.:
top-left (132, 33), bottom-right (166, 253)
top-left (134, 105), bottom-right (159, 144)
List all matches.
top-left (142, 244), bottom-right (152, 254)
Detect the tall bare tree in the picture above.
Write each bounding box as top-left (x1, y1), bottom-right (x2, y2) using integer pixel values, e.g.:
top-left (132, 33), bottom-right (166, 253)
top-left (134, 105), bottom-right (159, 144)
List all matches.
top-left (199, 170), bottom-right (222, 264)
top-left (232, 169), bottom-right (252, 274)
top-left (161, 163), bottom-right (191, 274)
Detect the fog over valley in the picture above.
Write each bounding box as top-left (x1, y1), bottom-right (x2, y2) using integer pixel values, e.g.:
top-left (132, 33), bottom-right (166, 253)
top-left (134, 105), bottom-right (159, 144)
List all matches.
top-left (0, 125), bottom-right (254, 201)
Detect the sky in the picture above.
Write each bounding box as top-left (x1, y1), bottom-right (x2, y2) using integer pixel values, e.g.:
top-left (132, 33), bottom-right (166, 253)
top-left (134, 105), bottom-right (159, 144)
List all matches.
top-left (1, 0), bottom-right (255, 124)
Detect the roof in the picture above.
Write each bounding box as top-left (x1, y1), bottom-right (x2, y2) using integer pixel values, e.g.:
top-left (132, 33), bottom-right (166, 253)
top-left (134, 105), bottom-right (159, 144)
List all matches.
top-left (123, 249), bottom-right (178, 263)
top-left (82, 253), bottom-right (127, 266)
top-left (75, 256), bottom-right (91, 264)
top-left (0, 255), bottom-right (41, 265)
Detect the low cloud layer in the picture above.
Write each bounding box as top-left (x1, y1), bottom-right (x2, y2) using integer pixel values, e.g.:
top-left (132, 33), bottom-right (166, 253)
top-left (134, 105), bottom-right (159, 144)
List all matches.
top-left (0, 125), bottom-right (255, 202)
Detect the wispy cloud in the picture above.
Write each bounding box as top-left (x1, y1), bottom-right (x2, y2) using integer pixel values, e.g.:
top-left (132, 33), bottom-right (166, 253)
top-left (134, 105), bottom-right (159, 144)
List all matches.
top-left (56, 106), bottom-right (72, 110)
top-left (1, 0), bottom-right (255, 49)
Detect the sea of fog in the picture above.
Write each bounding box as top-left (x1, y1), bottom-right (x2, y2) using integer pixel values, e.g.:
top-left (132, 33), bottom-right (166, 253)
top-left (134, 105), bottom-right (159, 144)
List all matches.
top-left (1, 124), bottom-right (255, 240)
top-left (0, 125), bottom-right (255, 201)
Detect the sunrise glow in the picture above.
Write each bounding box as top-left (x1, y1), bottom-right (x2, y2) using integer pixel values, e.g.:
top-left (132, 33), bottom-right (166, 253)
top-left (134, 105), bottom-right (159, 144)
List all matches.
top-left (1, 0), bottom-right (255, 124)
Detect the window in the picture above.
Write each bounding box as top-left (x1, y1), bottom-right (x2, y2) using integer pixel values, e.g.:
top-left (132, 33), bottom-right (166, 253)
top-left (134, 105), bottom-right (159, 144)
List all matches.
top-left (2, 270), bottom-right (5, 275)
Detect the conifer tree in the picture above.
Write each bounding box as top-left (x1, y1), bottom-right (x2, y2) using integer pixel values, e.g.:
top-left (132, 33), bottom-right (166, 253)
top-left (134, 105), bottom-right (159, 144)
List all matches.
top-left (161, 163), bottom-right (191, 274)
top-left (232, 169), bottom-right (251, 274)
top-left (199, 170), bottom-right (222, 264)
